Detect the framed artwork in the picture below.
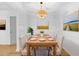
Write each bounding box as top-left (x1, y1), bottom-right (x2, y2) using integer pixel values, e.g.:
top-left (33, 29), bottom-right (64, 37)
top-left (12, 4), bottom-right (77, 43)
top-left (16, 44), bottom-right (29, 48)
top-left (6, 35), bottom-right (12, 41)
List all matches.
top-left (0, 19), bottom-right (6, 30)
top-left (37, 18), bottom-right (49, 30)
top-left (63, 11), bottom-right (79, 32)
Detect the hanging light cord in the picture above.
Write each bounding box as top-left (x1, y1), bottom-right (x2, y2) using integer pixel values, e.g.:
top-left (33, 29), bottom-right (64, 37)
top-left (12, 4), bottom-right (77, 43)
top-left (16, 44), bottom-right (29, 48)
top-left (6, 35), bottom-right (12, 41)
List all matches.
top-left (40, 2), bottom-right (43, 9)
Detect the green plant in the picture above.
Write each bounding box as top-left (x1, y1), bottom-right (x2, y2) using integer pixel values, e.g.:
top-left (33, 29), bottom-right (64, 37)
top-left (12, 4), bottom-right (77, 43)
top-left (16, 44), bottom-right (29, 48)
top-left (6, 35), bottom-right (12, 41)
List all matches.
top-left (27, 27), bottom-right (33, 35)
top-left (40, 31), bottom-right (44, 34)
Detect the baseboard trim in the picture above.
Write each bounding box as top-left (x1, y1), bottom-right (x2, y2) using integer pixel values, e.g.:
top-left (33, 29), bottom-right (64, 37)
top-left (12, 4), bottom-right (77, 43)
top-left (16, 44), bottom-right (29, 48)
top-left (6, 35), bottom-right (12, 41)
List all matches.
top-left (0, 44), bottom-right (16, 45)
top-left (0, 44), bottom-right (10, 45)
top-left (16, 49), bottom-right (20, 52)
top-left (63, 47), bottom-right (71, 56)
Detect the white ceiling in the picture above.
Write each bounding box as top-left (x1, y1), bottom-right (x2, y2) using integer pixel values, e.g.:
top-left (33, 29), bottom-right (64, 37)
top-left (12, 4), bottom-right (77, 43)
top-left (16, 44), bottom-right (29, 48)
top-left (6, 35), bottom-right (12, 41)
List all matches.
top-left (0, 2), bottom-right (60, 12)
top-left (0, 2), bottom-right (79, 15)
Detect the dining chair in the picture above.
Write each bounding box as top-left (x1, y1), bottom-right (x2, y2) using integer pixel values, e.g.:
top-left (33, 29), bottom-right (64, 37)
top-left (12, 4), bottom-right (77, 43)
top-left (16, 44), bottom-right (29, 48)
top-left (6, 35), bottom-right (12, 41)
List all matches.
top-left (32, 34), bottom-right (58, 56)
top-left (56, 36), bottom-right (64, 56)
top-left (21, 45), bottom-right (33, 56)
top-left (20, 45), bottom-right (27, 56)
top-left (50, 36), bottom-right (64, 56)
top-left (27, 33), bottom-right (32, 40)
top-left (20, 34), bottom-right (33, 56)
top-left (33, 34), bottom-right (51, 56)
top-left (47, 34), bottom-right (57, 56)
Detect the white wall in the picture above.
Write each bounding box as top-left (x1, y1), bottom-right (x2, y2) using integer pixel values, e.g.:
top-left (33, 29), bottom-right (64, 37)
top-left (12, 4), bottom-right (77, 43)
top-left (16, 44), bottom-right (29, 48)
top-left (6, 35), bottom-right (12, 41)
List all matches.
top-left (18, 12), bottom-right (29, 50)
top-left (0, 11), bottom-right (16, 45)
top-left (63, 31), bottom-right (79, 56)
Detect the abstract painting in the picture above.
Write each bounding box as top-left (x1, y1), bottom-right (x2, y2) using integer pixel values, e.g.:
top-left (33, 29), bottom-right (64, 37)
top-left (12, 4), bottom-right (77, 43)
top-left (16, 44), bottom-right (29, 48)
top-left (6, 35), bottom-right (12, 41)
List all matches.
top-left (0, 20), bottom-right (6, 30)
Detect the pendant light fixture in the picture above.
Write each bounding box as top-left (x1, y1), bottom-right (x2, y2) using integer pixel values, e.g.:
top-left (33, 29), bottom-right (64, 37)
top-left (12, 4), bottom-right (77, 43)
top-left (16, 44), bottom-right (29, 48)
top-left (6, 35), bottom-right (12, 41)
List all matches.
top-left (37, 2), bottom-right (47, 18)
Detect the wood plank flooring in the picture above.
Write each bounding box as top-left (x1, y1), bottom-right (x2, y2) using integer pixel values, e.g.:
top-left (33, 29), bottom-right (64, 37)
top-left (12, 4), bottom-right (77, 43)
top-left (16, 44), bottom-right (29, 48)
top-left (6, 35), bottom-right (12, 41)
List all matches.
top-left (0, 45), bottom-right (70, 56)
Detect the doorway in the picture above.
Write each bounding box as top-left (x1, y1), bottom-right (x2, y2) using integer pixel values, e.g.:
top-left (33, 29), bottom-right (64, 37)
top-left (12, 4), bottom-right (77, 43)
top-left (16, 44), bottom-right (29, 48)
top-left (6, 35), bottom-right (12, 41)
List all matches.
top-left (10, 16), bottom-right (16, 45)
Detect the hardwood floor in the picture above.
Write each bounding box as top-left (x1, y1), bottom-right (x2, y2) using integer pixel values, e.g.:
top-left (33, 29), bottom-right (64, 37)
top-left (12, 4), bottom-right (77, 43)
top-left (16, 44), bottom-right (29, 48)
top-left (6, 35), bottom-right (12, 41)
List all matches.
top-left (0, 45), bottom-right (70, 56)
top-left (0, 45), bottom-right (20, 56)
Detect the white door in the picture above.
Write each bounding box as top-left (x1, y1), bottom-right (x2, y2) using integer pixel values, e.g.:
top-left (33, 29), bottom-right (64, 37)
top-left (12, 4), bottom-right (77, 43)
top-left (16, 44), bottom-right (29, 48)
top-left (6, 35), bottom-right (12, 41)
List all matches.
top-left (10, 16), bottom-right (16, 45)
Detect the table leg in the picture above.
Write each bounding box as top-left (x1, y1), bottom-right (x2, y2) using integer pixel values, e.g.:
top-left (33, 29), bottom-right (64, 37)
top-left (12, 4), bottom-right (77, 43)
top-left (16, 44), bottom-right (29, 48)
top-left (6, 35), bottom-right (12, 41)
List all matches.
top-left (27, 44), bottom-right (30, 56)
top-left (34, 48), bottom-right (36, 56)
top-left (48, 47), bottom-right (50, 56)
top-left (53, 45), bottom-right (56, 56)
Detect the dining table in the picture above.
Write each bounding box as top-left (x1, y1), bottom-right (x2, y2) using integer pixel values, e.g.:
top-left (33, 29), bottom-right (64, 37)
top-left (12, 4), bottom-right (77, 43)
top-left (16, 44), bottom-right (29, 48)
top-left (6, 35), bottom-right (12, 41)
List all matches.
top-left (26, 35), bottom-right (58, 56)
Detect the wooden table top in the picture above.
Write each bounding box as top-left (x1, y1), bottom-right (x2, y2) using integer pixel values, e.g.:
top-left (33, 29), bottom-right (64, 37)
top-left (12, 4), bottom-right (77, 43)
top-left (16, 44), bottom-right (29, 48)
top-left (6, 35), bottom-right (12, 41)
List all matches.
top-left (26, 36), bottom-right (58, 45)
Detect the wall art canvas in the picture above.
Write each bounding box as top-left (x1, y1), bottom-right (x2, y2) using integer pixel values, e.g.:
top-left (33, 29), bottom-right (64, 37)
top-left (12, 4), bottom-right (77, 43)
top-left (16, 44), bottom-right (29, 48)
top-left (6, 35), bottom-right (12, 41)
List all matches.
top-left (63, 11), bottom-right (79, 31)
top-left (0, 19), bottom-right (6, 30)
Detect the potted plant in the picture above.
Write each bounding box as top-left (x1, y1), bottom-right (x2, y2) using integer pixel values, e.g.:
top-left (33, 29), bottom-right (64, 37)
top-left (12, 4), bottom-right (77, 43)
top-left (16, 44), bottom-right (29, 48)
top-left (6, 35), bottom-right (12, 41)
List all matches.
top-left (40, 31), bottom-right (44, 37)
top-left (27, 27), bottom-right (33, 35)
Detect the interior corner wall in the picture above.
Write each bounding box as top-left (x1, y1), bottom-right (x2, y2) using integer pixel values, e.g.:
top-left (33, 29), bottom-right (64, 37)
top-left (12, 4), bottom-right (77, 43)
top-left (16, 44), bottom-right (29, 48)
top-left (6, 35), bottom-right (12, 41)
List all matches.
top-left (19, 14), bottom-right (29, 37)
top-left (18, 13), bottom-right (29, 50)
top-left (28, 12), bottom-right (63, 39)
top-left (17, 11), bottom-right (64, 51)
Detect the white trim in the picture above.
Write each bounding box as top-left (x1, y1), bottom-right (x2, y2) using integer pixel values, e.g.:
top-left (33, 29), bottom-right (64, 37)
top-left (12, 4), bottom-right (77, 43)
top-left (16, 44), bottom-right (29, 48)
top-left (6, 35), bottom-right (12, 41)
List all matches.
top-left (0, 43), bottom-right (11, 45)
top-left (63, 47), bottom-right (71, 56)
top-left (16, 16), bottom-right (20, 52)
top-left (16, 49), bottom-right (20, 52)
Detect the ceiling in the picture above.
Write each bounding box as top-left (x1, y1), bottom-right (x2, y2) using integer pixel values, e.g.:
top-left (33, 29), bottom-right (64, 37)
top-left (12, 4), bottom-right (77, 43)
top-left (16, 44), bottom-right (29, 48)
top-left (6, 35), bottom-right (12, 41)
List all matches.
top-left (0, 2), bottom-right (61, 12)
top-left (0, 2), bottom-right (79, 15)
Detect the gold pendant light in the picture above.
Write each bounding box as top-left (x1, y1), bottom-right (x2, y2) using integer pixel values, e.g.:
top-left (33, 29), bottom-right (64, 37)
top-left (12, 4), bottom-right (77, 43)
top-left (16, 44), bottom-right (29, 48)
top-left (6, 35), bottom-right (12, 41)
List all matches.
top-left (38, 2), bottom-right (47, 18)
